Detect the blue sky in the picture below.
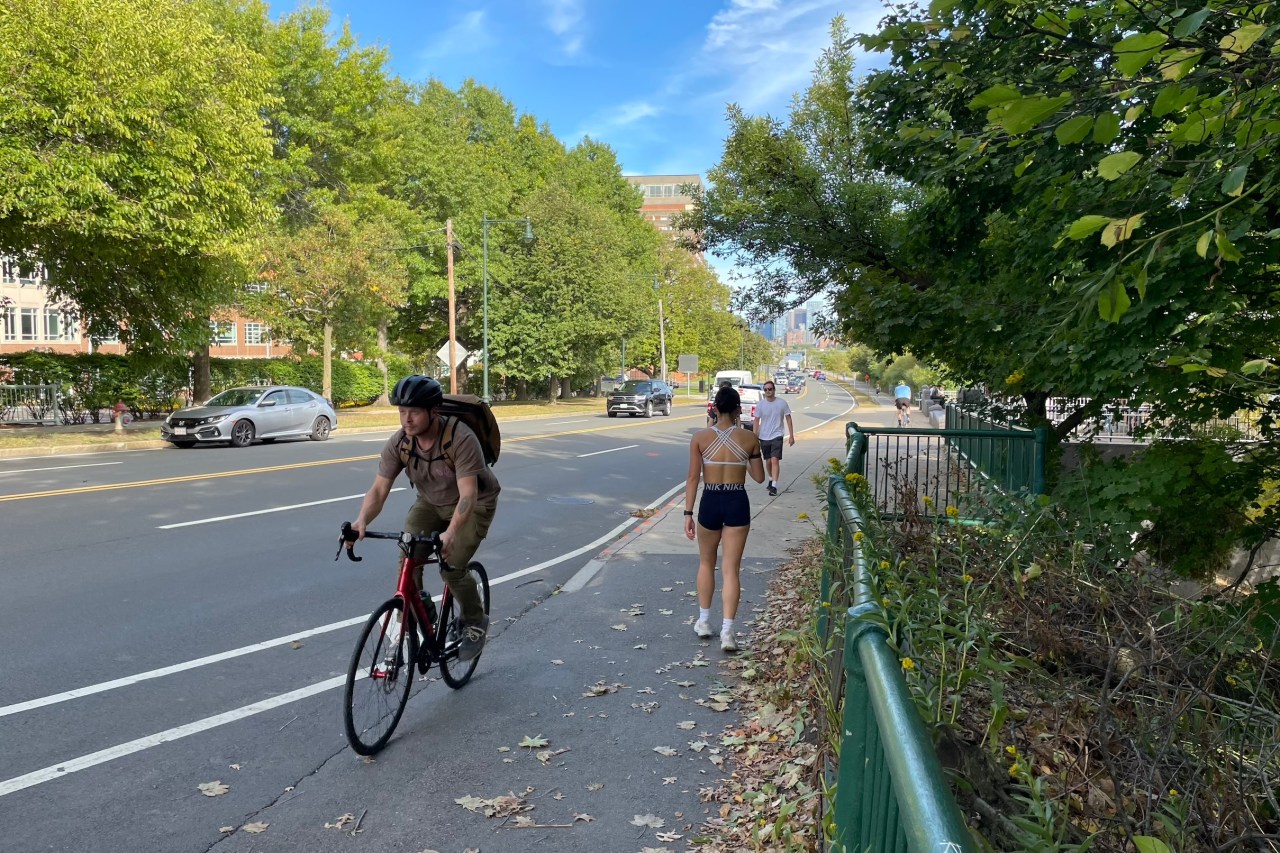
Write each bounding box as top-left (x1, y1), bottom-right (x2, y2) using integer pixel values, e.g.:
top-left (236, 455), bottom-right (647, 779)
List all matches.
top-left (309, 0), bottom-right (886, 178)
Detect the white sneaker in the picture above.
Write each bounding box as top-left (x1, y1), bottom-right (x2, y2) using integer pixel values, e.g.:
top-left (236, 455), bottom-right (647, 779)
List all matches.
top-left (694, 619), bottom-right (712, 639)
top-left (720, 631), bottom-right (738, 652)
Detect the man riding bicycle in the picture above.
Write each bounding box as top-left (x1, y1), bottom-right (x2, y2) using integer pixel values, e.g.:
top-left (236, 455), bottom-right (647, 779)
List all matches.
top-left (894, 382), bottom-right (913, 426)
top-left (353, 376), bottom-right (498, 661)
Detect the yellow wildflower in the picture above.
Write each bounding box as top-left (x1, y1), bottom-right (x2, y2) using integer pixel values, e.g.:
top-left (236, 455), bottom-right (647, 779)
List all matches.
top-left (821, 601), bottom-right (831, 608)
top-left (882, 596), bottom-right (891, 606)
top-left (853, 531), bottom-right (864, 542)
top-left (1005, 745), bottom-right (1018, 756)
top-left (1169, 789), bottom-right (1178, 798)
top-left (880, 561), bottom-right (890, 570)
top-left (962, 574), bottom-right (973, 584)
top-left (844, 472), bottom-right (865, 484)
top-left (901, 657), bottom-right (916, 671)
top-left (946, 506), bottom-right (960, 518)
top-left (1226, 675), bottom-right (1238, 686)
top-left (828, 457), bottom-right (841, 466)
top-left (921, 495), bottom-right (934, 508)
top-left (797, 512), bottom-right (809, 520)
top-left (1009, 763), bottom-right (1021, 777)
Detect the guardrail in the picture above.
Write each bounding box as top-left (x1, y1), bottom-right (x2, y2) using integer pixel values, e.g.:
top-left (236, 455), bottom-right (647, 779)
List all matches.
top-left (820, 474), bottom-right (975, 852)
top-left (0, 383), bottom-right (63, 425)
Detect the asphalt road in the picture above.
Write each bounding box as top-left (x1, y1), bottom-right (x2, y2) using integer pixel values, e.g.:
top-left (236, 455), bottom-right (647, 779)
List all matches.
top-left (0, 381), bottom-right (856, 851)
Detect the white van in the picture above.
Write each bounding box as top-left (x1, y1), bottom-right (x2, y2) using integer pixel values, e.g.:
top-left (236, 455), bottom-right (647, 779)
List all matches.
top-left (712, 370), bottom-right (753, 389)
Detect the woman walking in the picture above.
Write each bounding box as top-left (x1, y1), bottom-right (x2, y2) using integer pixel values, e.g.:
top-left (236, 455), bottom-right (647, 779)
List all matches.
top-left (683, 385), bottom-right (766, 651)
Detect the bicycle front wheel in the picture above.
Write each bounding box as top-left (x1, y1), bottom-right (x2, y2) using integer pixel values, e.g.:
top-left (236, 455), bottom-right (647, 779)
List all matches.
top-left (439, 562), bottom-right (490, 689)
top-left (343, 598), bottom-right (418, 755)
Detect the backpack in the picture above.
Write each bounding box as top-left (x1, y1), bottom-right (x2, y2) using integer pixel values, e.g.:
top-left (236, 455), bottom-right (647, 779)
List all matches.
top-left (397, 394), bottom-right (501, 470)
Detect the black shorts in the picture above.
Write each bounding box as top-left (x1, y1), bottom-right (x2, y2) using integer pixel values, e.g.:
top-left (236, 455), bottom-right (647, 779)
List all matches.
top-left (697, 483), bottom-right (750, 530)
top-left (759, 437), bottom-right (784, 460)
top-left (895, 397), bottom-right (910, 410)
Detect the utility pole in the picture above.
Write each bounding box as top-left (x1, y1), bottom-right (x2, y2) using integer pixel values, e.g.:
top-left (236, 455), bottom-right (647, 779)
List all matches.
top-left (446, 218), bottom-right (457, 393)
top-left (654, 274), bottom-right (668, 383)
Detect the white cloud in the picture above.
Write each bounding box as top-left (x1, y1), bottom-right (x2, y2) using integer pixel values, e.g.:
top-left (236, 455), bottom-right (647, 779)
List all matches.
top-left (419, 10), bottom-right (493, 61)
top-left (544, 0), bottom-right (586, 57)
top-left (573, 100), bottom-right (662, 142)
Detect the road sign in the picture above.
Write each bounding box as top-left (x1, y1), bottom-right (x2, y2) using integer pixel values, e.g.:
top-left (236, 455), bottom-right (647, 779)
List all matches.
top-left (436, 342), bottom-right (470, 368)
top-left (677, 354), bottom-right (699, 374)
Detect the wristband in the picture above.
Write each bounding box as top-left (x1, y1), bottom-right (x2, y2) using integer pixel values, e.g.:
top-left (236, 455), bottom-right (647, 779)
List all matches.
top-left (683, 510), bottom-right (694, 516)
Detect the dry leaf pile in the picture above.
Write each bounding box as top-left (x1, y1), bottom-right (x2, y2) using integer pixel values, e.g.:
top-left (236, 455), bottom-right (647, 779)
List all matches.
top-left (691, 540), bottom-right (826, 852)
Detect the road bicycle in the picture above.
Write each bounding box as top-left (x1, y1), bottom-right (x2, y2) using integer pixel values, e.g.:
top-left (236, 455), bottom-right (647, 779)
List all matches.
top-left (335, 521), bottom-right (490, 755)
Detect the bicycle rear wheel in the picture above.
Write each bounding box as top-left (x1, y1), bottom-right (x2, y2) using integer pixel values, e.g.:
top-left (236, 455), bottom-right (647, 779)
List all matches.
top-left (343, 598), bottom-right (418, 755)
top-left (439, 562), bottom-right (490, 689)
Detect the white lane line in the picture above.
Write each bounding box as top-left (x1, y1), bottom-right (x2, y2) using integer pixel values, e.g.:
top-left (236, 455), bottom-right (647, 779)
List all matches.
top-left (362, 437), bottom-right (391, 442)
top-left (576, 444), bottom-right (638, 458)
top-left (0, 484), bottom-right (682, 723)
top-left (547, 419), bottom-right (590, 426)
top-left (0, 486), bottom-right (685, 796)
top-left (0, 675), bottom-right (349, 798)
top-left (0, 461), bottom-right (123, 476)
top-left (155, 488), bottom-right (407, 529)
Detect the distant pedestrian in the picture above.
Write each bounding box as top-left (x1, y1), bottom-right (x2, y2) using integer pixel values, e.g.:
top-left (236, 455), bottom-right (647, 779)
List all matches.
top-left (752, 380), bottom-right (795, 497)
top-left (684, 385), bottom-right (765, 652)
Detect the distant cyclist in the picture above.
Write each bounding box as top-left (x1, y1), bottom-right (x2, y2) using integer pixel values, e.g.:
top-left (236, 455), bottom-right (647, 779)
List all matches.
top-left (352, 376), bottom-right (498, 661)
top-left (894, 382), bottom-right (912, 426)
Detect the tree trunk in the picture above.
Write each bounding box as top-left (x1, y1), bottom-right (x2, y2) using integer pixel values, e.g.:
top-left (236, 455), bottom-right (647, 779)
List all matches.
top-left (559, 377), bottom-right (572, 400)
top-left (192, 346), bottom-right (211, 404)
top-left (374, 320), bottom-right (390, 405)
top-left (516, 379), bottom-right (528, 401)
top-left (322, 321), bottom-right (333, 402)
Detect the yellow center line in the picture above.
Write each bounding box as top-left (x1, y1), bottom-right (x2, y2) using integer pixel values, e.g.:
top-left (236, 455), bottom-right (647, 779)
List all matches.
top-left (0, 414), bottom-right (708, 503)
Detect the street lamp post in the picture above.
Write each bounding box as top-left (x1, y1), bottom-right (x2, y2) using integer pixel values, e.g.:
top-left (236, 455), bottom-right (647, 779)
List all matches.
top-left (481, 213), bottom-right (534, 404)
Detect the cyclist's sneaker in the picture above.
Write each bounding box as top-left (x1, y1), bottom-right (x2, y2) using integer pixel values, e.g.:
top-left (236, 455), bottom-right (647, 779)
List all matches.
top-left (457, 615), bottom-right (489, 662)
top-left (694, 619), bottom-right (713, 639)
top-left (767, 484), bottom-right (778, 497)
top-left (721, 630), bottom-right (738, 652)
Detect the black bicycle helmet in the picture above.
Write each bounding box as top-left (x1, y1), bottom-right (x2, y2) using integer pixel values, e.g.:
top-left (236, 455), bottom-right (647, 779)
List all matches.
top-left (391, 375), bottom-right (444, 409)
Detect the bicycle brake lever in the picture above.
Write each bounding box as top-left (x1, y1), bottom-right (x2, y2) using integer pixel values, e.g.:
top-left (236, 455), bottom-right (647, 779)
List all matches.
top-left (337, 522), bottom-right (363, 562)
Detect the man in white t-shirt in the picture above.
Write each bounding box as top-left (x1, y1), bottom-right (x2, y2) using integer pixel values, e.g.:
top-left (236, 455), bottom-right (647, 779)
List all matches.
top-left (752, 380), bottom-right (795, 497)
top-left (893, 382), bottom-right (912, 426)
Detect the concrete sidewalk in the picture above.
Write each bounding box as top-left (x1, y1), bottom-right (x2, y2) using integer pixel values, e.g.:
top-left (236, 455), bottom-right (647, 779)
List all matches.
top-left (206, 412), bottom-right (866, 852)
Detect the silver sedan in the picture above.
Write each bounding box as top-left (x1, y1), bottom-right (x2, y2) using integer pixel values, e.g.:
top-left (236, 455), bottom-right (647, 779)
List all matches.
top-left (160, 386), bottom-right (337, 448)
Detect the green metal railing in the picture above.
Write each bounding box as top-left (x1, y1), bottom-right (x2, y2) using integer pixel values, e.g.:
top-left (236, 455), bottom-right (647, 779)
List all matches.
top-left (816, 418), bottom-right (1048, 850)
top-left (822, 475), bottom-right (974, 852)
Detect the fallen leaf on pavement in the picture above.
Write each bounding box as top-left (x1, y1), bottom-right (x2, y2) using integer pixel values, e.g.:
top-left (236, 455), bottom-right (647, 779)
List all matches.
top-left (518, 735), bottom-right (549, 749)
top-left (639, 848), bottom-right (674, 853)
top-left (242, 822), bottom-right (268, 834)
top-left (551, 659), bottom-right (564, 665)
top-left (653, 746), bottom-right (678, 756)
top-left (630, 508), bottom-right (656, 518)
top-left (656, 831), bottom-right (684, 841)
top-left (456, 795), bottom-right (486, 812)
top-left (659, 586), bottom-right (673, 592)
top-left (676, 721), bottom-right (696, 730)
top-left (536, 747), bottom-right (570, 763)
top-left (663, 777), bottom-right (677, 785)
top-left (586, 782), bottom-right (604, 791)
top-left (198, 781), bottom-right (229, 797)
top-left (574, 813), bottom-right (594, 822)
top-left (228, 764), bottom-right (241, 771)
top-left (497, 746), bottom-right (511, 752)
top-left (631, 813), bottom-right (666, 828)
top-left (290, 640), bottom-right (303, 650)
top-left (218, 827), bottom-right (235, 833)
top-left (611, 624), bottom-right (627, 631)
top-left (324, 813), bottom-right (355, 830)
top-left (633, 644), bottom-right (648, 650)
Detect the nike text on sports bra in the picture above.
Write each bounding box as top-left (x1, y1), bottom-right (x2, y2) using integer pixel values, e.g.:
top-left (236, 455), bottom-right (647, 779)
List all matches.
top-left (702, 482), bottom-right (746, 491)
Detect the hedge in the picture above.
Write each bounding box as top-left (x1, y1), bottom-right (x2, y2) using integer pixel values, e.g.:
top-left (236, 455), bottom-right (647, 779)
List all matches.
top-left (0, 352), bottom-right (409, 422)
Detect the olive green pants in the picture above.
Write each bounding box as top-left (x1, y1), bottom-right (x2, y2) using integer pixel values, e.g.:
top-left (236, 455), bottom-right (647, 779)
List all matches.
top-left (404, 497), bottom-right (494, 625)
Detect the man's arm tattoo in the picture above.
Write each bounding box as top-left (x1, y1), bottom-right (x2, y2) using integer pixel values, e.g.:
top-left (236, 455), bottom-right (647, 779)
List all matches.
top-left (456, 495), bottom-right (474, 519)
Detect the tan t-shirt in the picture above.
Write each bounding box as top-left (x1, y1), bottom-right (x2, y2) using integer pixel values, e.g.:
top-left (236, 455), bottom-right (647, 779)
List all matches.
top-left (378, 419), bottom-right (500, 508)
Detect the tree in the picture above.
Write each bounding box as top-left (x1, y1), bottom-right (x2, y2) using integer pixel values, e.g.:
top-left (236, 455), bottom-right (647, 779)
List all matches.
top-left (250, 203), bottom-right (407, 400)
top-left (0, 0), bottom-right (274, 350)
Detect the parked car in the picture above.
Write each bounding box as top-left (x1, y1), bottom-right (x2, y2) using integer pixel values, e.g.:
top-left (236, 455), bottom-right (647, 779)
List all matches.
top-left (161, 386), bottom-right (337, 448)
top-left (606, 379), bottom-right (673, 418)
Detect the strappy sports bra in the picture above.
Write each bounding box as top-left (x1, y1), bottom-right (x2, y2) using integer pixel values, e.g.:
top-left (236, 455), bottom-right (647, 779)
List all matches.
top-left (703, 425), bottom-right (757, 467)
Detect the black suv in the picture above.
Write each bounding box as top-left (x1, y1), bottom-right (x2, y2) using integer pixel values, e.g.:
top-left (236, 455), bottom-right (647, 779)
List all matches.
top-left (606, 379), bottom-right (674, 418)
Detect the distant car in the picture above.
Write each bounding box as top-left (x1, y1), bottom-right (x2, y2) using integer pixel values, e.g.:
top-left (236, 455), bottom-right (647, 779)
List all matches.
top-left (813, 370), bottom-right (825, 380)
top-left (784, 379), bottom-right (802, 394)
top-left (607, 379), bottom-right (673, 418)
top-left (706, 383), bottom-right (764, 429)
top-left (161, 385), bottom-right (336, 448)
